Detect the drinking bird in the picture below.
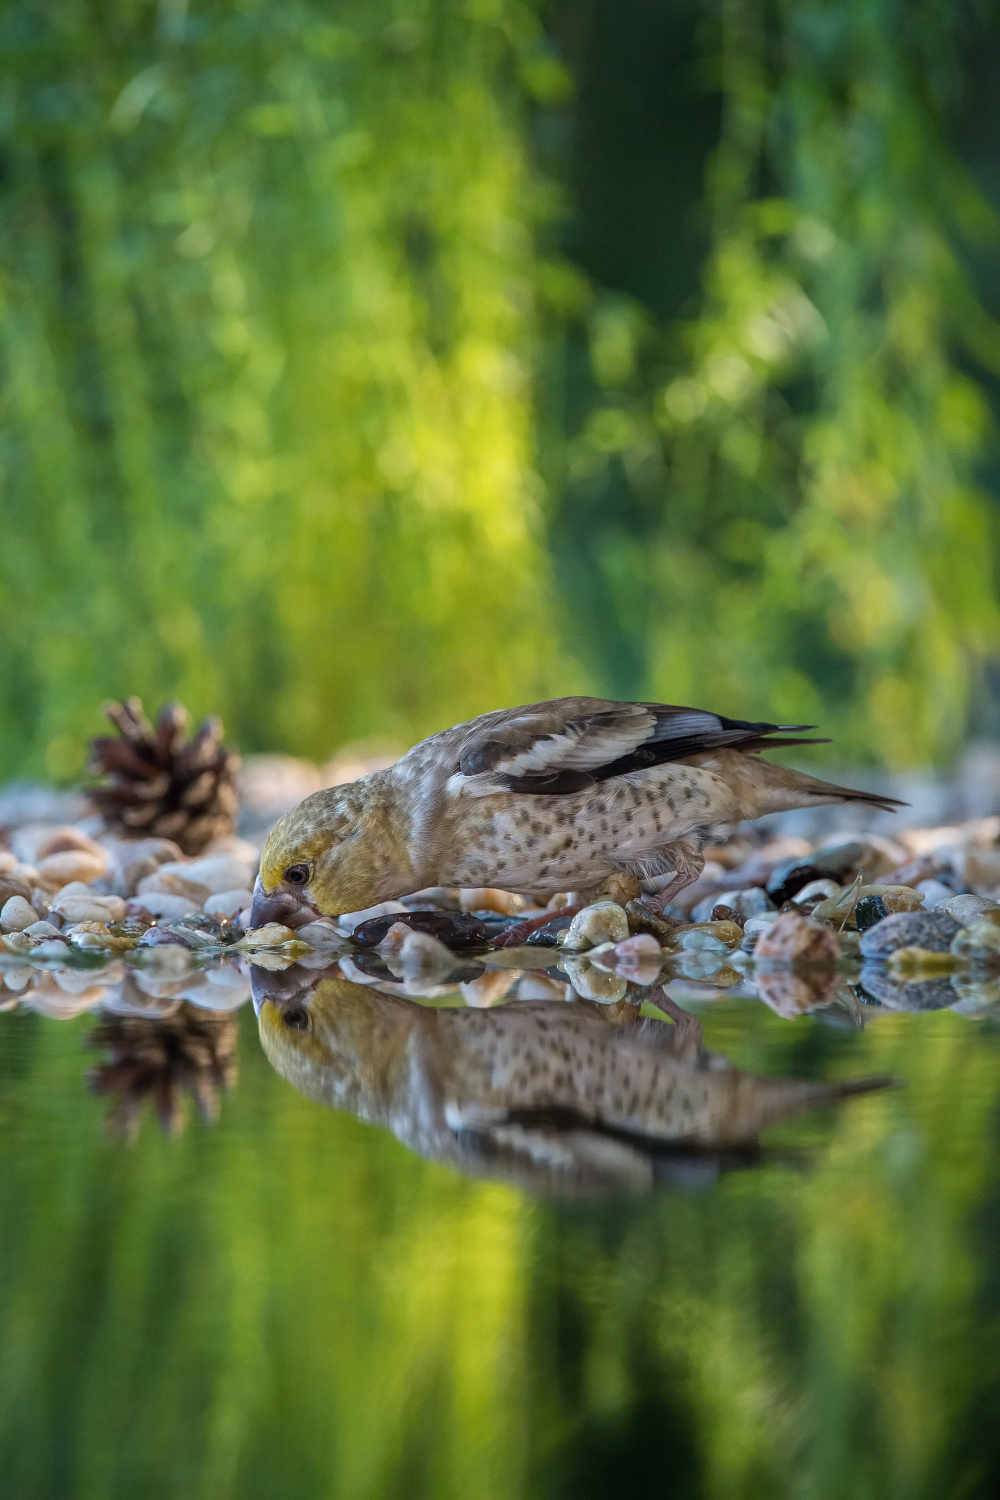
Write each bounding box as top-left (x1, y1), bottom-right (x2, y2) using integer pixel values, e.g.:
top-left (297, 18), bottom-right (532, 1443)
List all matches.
top-left (250, 696), bottom-right (900, 935)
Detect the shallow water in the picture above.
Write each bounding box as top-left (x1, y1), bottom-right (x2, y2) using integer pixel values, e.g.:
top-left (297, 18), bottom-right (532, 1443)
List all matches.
top-left (2, 947), bottom-right (1000, 1500)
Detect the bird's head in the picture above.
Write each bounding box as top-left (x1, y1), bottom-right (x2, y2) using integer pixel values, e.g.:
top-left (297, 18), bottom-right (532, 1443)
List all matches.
top-left (250, 777), bottom-right (402, 927)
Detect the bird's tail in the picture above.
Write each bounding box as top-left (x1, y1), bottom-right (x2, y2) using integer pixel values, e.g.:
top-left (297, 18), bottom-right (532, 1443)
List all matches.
top-left (721, 753), bottom-right (907, 816)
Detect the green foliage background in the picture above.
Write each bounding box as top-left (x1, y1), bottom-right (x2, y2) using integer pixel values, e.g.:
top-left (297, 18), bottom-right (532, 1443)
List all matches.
top-left (2, 0), bottom-right (1000, 774)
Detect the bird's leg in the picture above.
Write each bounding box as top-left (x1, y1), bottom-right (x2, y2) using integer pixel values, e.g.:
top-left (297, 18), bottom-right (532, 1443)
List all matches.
top-left (492, 904), bottom-right (583, 950)
top-left (643, 839), bottom-right (704, 914)
top-left (493, 873), bottom-right (642, 950)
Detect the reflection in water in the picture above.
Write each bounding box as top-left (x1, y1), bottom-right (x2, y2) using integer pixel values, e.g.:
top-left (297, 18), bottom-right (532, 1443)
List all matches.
top-left (253, 965), bottom-right (888, 1194)
top-left (86, 1005), bottom-right (238, 1140)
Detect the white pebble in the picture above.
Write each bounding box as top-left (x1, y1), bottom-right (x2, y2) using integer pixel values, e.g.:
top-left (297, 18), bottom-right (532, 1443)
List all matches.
top-left (203, 888), bottom-right (254, 918)
top-left (792, 879), bottom-right (842, 904)
top-left (50, 885), bottom-right (125, 924)
top-left (294, 920), bottom-right (345, 949)
top-left (915, 879), bottom-right (954, 910)
top-left (0, 896), bottom-right (37, 932)
top-left (161, 855), bottom-right (254, 895)
top-left (561, 901), bottom-right (630, 951)
top-left (23, 921), bottom-right (62, 939)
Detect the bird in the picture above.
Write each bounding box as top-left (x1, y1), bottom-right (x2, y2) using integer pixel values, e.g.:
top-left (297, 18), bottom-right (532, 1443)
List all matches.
top-left (250, 696), bottom-right (902, 936)
top-left (254, 965), bottom-right (889, 1195)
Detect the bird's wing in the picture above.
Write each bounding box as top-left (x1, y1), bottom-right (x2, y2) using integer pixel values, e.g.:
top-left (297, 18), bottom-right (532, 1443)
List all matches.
top-left (452, 698), bottom-right (824, 796)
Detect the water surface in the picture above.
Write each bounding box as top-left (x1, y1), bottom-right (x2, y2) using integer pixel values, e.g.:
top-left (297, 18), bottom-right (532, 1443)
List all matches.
top-left (1, 955), bottom-right (998, 1500)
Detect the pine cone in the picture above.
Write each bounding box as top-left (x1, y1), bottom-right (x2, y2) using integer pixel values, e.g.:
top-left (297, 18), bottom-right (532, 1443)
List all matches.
top-left (88, 698), bottom-right (240, 855)
top-left (86, 1003), bottom-right (238, 1141)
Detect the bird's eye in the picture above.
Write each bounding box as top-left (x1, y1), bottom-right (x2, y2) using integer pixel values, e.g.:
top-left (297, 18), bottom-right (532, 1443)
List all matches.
top-left (282, 1006), bottom-right (310, 1031)
top-left (285, 863), bottom-right (310, 886)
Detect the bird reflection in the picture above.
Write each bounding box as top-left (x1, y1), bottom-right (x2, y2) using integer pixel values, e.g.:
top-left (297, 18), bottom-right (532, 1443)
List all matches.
top-left (253, 963), bottom-right (889, 1196)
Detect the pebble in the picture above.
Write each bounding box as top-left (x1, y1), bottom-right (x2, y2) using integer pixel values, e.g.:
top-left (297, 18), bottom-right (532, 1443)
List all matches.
top-left (766, 860), bottom-right (821, 905)
top-left (352, 910), bottom-right (490, 950)
top-left (240, 923), bottom-right (297, 949)
top-left (524, 914), bottom-right (575, 947)
top-left (130, 890), bottom-right (199, 921)
top-left (49, 884), bottom-right (126, 925)
top-left (741, 912), bottom-right (781, 948)
top-left (337, 900), bottom-right (408, 934)
top-left (294, 919), bottom-right (345, 948)
top-left (0, 876), bottom-right (34, 910)
top-left (137, 871), bottom-right (212, 905)
top-left (560, 901), bottom-right (630, 952)
top-left (203, 888), bottom-right (255, 918)
top-left (559, 955), bottom-right (628, 1004)
top-left (161, 855), bottom-right (255, 895)
top-left (813, 835), bottom-right (905, 881)
top-left (11, 824), bottom-right (104, 865)
top-left (791, 879), bottom-right (842, 905)
top-left (960, 847), bottom-right (1000, 893)
top-left (854, 894), bottom-right (889, 931)
top-left (859, 884), bottom-right (925, 914)
top-left (754, 911), bottom-right (841, 967)
top-left (915, 879), bottom-right (955, 910)
top-left (35, 850), bottom-right (107, 890)
top-left (692, 887), bottom-right (775, 923)
top-left (23, 921), bottom-right (62, 939)
top-left (0, 896), bottom-right (37, 932)
top-left (941, 894), bottom-right (1000, 926)
top-left (458, 887), bottom-right (526, 916)
top-left (859, 910), bottom-right (961, 958)
top-left (624, 901), bottom-right (680, 945)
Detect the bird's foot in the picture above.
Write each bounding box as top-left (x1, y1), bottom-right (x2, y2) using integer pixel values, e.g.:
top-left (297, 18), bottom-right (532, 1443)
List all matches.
top-left (655, 993), bottom-right (704, 1059)
top-left (492, 904), bottom-right (583, 949)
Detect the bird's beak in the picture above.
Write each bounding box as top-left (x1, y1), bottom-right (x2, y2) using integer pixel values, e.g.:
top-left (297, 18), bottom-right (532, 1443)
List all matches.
top-left (249, 875), bottom-right (316, 930)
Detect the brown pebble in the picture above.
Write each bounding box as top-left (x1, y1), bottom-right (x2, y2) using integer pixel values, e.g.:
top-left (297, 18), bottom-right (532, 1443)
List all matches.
top-left (712, 903), bottom-right (741, 926)
top-left (754, 910), bottom-right (841, 967)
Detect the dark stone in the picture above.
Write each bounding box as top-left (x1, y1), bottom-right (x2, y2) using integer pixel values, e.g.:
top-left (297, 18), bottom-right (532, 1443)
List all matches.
top-left (854, 894), bottom-right (889, 931)
top-left (858, 910), bottom-right (961, 958)
top-left (525, 914), bottom-right (576, 947)
top-left (351, 909), bottom-right (490, 951)
top-left (766, 861), bottom-right (820, 905)
top-left (712, 904), bottom-right (740, 926)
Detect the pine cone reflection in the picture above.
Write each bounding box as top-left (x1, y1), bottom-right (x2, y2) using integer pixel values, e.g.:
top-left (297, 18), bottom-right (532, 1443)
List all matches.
top-left (86, 1003), bottom-right (237, 1140)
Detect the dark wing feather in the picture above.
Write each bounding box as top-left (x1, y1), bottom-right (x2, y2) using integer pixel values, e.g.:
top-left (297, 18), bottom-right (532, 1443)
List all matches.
top-left (456, 699), bottom-right (827, 797)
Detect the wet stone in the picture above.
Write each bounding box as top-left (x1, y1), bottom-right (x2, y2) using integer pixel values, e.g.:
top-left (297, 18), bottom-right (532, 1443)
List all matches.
top-left (525, 913), bottom-right (575, 948)
top-left (755, 911), bottom-right (841, 967)
top-left (858, 910), bottom-right (961, 959)
top-left (351, 909), bottom-right (490, 951)
top-left (855, 894), bottom-right (889, 931)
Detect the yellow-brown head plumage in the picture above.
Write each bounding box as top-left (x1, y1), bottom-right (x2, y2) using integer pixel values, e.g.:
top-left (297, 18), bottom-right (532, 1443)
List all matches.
top-left (256, 772), bottom-right (409, 917)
